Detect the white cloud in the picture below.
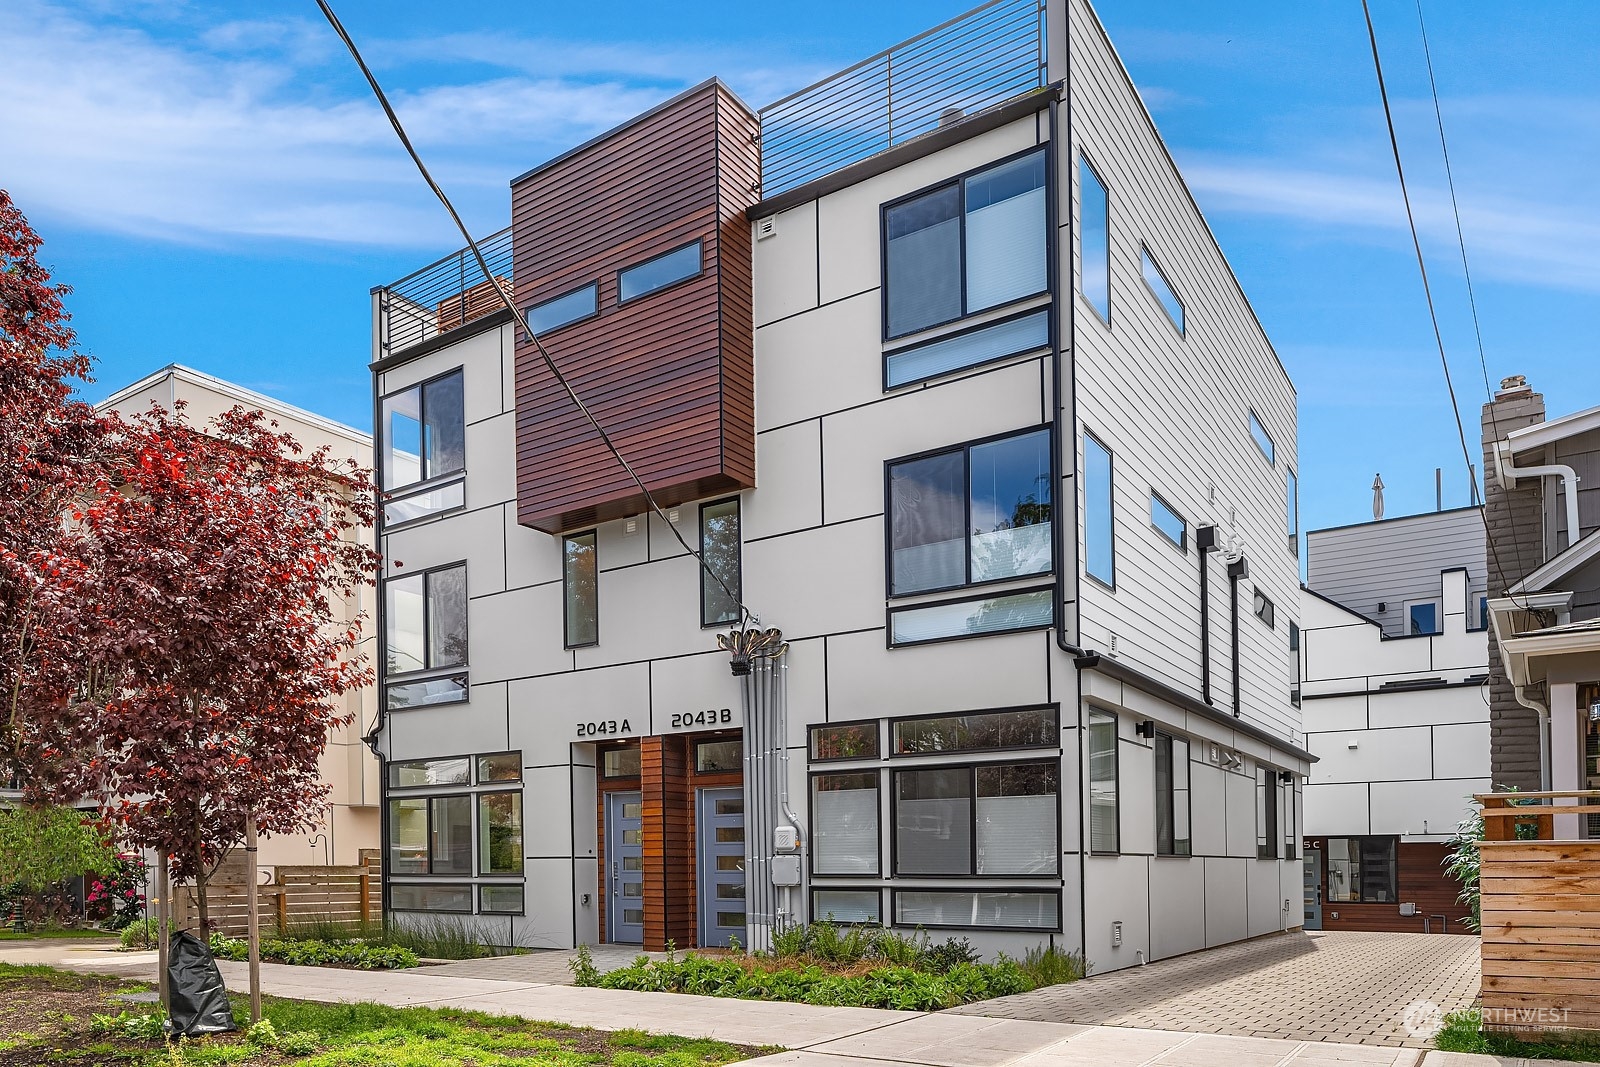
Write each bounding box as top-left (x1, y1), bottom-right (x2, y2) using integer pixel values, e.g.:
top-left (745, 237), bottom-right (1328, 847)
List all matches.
top-left (0, 2), bottom-right (815, 248)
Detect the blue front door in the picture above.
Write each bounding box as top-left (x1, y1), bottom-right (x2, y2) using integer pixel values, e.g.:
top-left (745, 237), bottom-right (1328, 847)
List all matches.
top-left (606, 791), bottom-right (644, 944)
top-left (697, 787), bottom-right (745, 947)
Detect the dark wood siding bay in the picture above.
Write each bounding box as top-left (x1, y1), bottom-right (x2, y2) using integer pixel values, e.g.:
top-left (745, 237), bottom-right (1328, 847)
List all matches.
top-left (512, 80), bottom-right (758, 533)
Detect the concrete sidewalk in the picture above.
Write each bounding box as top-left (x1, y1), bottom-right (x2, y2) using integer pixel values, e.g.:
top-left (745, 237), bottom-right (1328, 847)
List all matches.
top-left (0, 941), bottom-right (1550, 1066)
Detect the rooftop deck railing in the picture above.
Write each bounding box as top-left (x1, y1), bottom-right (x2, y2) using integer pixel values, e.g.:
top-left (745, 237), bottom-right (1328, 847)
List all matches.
top-left (757, 0), bottom-right (1047, 198)
top-left (374, 226), bottom-right (514, 361)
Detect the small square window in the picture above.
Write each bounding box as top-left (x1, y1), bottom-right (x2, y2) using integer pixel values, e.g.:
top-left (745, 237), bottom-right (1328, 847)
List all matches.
top-left (695, 739), bottom-right (742, 774)
top-left (1150, 492), bottom-right (1186, 551)
top-left (1253, 588), bottom-right (1276, 629)
top-left (1408, 602), bottom-right (1439, 636)
top-left (601, 746), bottom-right (640, 778)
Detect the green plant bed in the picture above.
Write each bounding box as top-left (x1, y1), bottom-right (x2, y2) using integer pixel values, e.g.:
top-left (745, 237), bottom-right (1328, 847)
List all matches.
top-left (572, 926), bottom-right (1084, 1010)
top-left (1435, 1009), bottom-right (1600, 1062)
top-left (208, 933), bottom-right (420, 970)
top-left (1, 961), bottom-right (770, 1066)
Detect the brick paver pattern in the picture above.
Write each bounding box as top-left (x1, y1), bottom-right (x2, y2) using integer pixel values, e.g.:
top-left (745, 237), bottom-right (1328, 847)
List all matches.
top-left (949, 931), bottom-right (1481, 1048)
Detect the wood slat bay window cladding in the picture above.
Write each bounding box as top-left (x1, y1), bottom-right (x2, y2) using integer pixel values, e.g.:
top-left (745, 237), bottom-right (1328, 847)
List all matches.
top-left (1480, 838), bottom-right (1600, 1032)
top-left (512, 80), bottom-right (758, 533)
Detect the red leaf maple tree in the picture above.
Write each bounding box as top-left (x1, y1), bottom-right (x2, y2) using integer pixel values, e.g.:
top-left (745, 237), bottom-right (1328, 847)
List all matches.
top-left (2, 191), bottom-right (381, 932)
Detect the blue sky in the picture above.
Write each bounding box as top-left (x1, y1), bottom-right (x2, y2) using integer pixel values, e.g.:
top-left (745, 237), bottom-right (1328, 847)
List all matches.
top-left (4, 0), bottom-right (1597, 539)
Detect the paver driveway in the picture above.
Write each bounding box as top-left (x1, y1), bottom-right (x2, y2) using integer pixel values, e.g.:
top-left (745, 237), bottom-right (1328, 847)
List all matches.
top-left (949, 931), bottom-right (1480, 1048)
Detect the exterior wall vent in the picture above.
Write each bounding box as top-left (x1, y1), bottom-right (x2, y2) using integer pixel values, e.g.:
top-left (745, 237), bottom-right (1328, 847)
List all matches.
top-left (755, 216), bottom-right (777, 240)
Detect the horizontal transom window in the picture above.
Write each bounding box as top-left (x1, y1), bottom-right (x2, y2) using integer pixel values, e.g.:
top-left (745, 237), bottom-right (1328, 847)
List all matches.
top-left (526, 283), bottom-right (597, 336)
top-left (894, 889), bottom-right (1059, 931)
top-left (888, 588), bottom-right (1054, 646)
top-left (884, 308), bottom-right (1049, 389)
top-left (892, 706), bottom-right (1055, 755)
top-left (619, 241), bottom-right (702, 303)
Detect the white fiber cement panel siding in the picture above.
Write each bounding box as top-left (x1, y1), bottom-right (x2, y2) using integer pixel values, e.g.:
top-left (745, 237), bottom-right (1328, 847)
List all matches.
top-left (1065, 0), bottom-right (1299, 745)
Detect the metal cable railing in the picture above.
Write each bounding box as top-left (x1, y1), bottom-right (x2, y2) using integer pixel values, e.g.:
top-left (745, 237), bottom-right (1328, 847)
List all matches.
top-left (758, 0), bottom-right (1046, 198)
top-left (375, 226), bottom-right (514, 359)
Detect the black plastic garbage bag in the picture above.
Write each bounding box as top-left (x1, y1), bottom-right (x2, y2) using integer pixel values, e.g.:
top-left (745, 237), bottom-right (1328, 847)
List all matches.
top-left (166, 930), bottom-right (237, 1036)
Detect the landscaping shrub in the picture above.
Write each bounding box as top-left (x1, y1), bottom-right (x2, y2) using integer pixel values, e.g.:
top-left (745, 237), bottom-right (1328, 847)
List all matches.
top-left (118, 917), bottom-right (174, 950)
top-left (208, 933), bottom-right (419, 970)
top-left (1017, 943), bottom-right (1086, 987)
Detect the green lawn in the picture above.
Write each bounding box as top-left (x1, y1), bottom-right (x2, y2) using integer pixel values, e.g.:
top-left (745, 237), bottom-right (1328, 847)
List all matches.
top-left (0, 925), bottom-right (118, 940)
top-left (0, 962), bottom-right (773, 1066)
top-left (1435, 1009), bottom-right (1600, 1062)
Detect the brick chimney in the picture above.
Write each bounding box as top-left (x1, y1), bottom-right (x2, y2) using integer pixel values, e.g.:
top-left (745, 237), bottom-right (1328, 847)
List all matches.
top-left (1481, 375), bottom-right (1547, 792)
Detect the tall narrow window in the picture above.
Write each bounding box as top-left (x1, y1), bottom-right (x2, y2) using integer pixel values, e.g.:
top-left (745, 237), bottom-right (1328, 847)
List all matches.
top-left (1249, 410), bottom-right (1276, 465)
top-left (1256, 765), bottom-right (1279, 859)
top-left (1079, 156), bottom-right (1110, 323)
top-left (381, 370), bottom-right (466, 524)
top-left (1282, 775), bottom-right (1297, 860)
top-left (888, 428), bottom-right (1052, 596)
top-left (384, 564), bottom-right (468, 710)
top-left (1088, 711), bottom-right (1119, 853)
top-left (1286, 468), bottom-right (1299, 553)
top-left (700, 498), bottom-right (742, 627)
top-left (1140, 248), bottom-right (1184, 334)
top-left (563, 531), bottom-right (598, 647)
top-left (1155, 733), bottom-right (1191, 856)
top-left (478, 792), bottom-right (523, 875)
top-left (1084, 433), bottom-right (1115, 588)
top-left (883, 150), bottom-right (1047, 339)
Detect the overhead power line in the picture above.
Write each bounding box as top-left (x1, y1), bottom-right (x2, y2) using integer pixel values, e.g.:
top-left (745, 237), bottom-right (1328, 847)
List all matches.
top-left (1358, 0), bottom-right (1528, 603)
top-left (316, 0), bottom-right (753, 628)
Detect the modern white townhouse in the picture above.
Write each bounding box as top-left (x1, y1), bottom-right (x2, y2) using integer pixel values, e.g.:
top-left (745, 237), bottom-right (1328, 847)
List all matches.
top-left (1298, 507), bottom-right (1489, 933)
top-left (1481, 376), bottom-right (1600, 838)
top-left (367, 0), bottom-right (1308, 970)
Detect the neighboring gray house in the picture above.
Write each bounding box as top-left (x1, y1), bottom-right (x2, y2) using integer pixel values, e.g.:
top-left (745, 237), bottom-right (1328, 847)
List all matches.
top-left (368, 0), bottom-right (1308, 971)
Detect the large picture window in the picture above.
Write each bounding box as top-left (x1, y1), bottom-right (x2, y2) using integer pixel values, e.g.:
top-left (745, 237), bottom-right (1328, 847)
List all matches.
top-left (563, 531), bottom-right (598, 647)
top-left (700, 498), bottom-right (742, 627)
top-left (1154, 733), bottom-right (1191, 857)
top-left (389, 751), bottom-right (523, 914)
top-left (888, 428), bottom-right (1052, 597)
top-left (894, 762), bottom-right (1058, 877)
top-left (1088, 711), bottom-right (1118, 853)
top-left (381, 370), bottom-right (465, 524)
top-left (384, 563), bottom-right (468, 710)
top-left (812, 772), bottom-right (879, 876)
top-left (883, 150), bottom-right (1048, 339)
top-left (1326, 837), bottom-right (1397, 903)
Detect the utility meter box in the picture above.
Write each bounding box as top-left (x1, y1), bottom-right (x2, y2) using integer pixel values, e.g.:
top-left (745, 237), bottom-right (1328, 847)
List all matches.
top-left (771, 854), bottom-right (801, 886)
top-left (1398, 902), bottom-right (1418, 916)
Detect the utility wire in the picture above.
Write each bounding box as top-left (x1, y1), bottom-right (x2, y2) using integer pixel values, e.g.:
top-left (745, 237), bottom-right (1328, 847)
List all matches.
top-left (316, 0), bottom-right (753, 628)
top-left (1359, 0), bottom-right (1529, 608)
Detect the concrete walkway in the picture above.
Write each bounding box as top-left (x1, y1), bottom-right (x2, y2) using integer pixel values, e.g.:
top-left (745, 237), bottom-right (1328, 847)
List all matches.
top-left (0, 939), bottom-right (1562, 1067)
top-left (953, 932), bottom-right (1481, 1048)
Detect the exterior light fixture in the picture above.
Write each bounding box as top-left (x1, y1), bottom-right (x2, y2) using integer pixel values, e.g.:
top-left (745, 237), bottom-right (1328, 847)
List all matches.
top-left (1134, 720), bottom-right (1155, 738)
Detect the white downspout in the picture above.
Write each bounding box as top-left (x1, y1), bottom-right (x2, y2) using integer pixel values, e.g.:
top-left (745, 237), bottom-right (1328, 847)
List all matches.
top-left (1496, 442), bottom-right (1581, 549)
top-left (1512, 686), bottom-right (1552, 792)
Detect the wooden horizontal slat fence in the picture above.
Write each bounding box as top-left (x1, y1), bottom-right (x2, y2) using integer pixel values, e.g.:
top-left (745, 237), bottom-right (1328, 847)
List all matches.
top-left (1480, 838), bottom-right (1600, 1033)
top-left (174, 865), bottom-right (374, 938)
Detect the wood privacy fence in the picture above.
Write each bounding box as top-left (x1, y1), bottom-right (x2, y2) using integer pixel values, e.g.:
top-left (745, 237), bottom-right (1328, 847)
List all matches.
top-left (174, 865), bottom-right (375, 937)
top-left (1478, 791), bottom-right (1600, 1034)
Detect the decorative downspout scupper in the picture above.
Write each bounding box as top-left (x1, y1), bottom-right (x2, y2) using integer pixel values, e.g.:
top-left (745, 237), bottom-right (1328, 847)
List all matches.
top-left (717, 626), bottom-right (788, 676)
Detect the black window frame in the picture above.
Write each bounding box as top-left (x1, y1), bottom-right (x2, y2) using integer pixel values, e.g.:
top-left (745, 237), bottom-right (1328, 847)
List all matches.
top-left (562, 530), bottom-right (599, 649)
top-left (525, 281), bottom-right (599, 338)
top-left (1324, 835), bottom-right (1398, 903)
top-left (1154, 731), bottom-right (1192, 857)
top-left (699, 497), bottom-right (743, 628)
top-left (386, 749), bottom-right (527, 915)
top-left (1083, 430), bottom-right (1116, 590)
top-left (1256, 764), bottom-right (1279, 860)
top-left (885, 584), bottom-right (1055, 649)
top-left (890, 758), bottom-right (1061, 879)
top-left (1150, 491), bottom-right (1188, 553)
top-left (1087, 709), bottom-right (1120, 855)
top-left (387, 792), bottom-right (473, 877)
top-left (890, 887), bottom-right (1063, 934)
top-left (809, 769), bottom-right (884, 879)
top-left (1253, 587), bottom-right (1276, 630)
top-left (882, 305), bottom-right (1052, 392)
top-left (379, 368), bottom-right (468, 527)
top-left (879, 145), bottom-right (1051, 342)
top-left (1139, 245), bottom-right (1185, 336)
top-left (617, 239), bottom-right (703, 305)
top-left (383, 561), bottom-right (469, 711)
top-left (883, 424), bottom-right (1055, 601)
top-left (809, 719), bottom-right (881, 762)
top-left (811, 887), bottom-right (883, 926)
top-left (599, 743), bottom-right (641, 779)
top-left (475, 789), bottom-right (524, 878)
top-left (1249, 409), bottom-right (1276, 465)
top-left (889, 704), bottom-right (1058, 757)
top-left (388, 882), bottom-right (474, 914)
top-left (1077, 152), bottom-right (1111, 326)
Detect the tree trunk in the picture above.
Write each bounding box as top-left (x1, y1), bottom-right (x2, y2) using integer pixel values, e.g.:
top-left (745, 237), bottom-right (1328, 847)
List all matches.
top-left (193, 805), bottom-right (209, 937)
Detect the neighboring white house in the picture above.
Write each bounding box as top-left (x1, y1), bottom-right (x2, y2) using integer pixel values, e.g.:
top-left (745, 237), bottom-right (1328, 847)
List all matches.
top-left (1299, 506), bottom-right (1489, 932)
top-left (368, 0), bottom-right (1308, 970)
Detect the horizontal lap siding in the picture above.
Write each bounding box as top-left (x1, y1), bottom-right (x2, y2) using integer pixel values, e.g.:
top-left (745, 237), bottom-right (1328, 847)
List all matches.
top-left (512, 82), bottom-right (758, 533)
top-left (1480, 840), bottom-right (1600, 1032)
top-left (1068, 0), bottom-right (1298, 744)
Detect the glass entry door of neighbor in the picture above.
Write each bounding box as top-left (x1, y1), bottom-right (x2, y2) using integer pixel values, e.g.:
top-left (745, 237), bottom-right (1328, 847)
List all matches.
top-left (606, 791), bottom-right (644, 944)
top-left (1303, 849), bottom-right (1322, 930)
top-left (697, 787), bottom-right (746, 948)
